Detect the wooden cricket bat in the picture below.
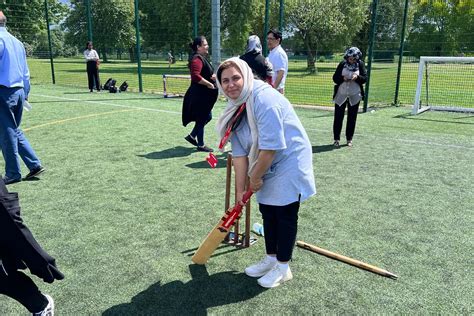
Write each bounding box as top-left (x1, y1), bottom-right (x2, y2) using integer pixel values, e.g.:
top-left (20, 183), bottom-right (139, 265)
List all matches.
top-left (192, 190), bottom-right (253, 264)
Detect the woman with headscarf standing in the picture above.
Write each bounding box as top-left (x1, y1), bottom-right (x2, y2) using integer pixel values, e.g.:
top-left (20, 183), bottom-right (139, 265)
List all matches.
top-left (239, 35), bottom-right (273, 84)
top-left (84, 41), bottom-right (101, 92)
top-left (182, 36), bottom-right (218, 152)
top-left (216, 58), bottom-right (316, 288)
top-left (332, 47), bottom-right (367, 147)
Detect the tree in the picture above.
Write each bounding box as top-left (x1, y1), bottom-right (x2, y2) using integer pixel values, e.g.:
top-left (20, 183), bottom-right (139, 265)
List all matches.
top-left (0, 0), bottom-right (68, 54)
top-left (64, 0), bottom-right (135, 62)
top-left (285, 0), bottom-right (366, 72)
top-left (407, 0), bottom-right (474, 57)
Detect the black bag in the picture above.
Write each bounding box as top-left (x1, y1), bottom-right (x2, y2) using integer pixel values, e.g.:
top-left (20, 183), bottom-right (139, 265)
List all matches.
top-left (103, 78), bottom-right (114, 91)
top-left (109, 85), bottom-right (118, 93)
top-left (119, 81), bottom-right (128, 92)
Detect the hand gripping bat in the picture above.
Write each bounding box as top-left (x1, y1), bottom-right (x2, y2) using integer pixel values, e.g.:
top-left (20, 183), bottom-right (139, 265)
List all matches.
top-left (192, 190), bottom-right (253, 264)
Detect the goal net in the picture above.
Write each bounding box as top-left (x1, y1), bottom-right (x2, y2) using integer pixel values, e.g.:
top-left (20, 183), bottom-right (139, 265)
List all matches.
top-left (412, 56), bottom-right (474, 115)
top-left (162, 74), bottom-right (190, 98)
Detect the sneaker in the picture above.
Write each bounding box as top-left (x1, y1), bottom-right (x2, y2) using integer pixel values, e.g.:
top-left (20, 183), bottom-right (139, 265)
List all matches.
top-left (245, 256), bottom-right (277, 277)
top-left (197, 145), bottom-right (213, 152)
top-left (257, 265), bottom-right (293, 288)
top-left (2, 176), bottom-right (21, 185)
top-left (333, 140), bottom-right (340, 148)
top-left (33, 294), bottom-right (54, 316)
top-left (347, 140), bottom-right (353, 147)
top-left (24, 166), bottom-right (45, 180)
top-left (184, 135), bottom-right (198, 146)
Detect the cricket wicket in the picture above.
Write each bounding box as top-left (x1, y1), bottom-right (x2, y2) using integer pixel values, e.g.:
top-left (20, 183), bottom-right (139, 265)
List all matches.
top-left (224, 153), bottom-right (252, 247)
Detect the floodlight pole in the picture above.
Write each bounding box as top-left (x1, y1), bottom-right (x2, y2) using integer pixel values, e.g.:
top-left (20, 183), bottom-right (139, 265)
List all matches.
top-left (211, 0), bottom-right (221, 67)
top-left (134, 0), bottom-right (143, 92)
top-left (263, 0), bottom-right (270, 57)
top-left (44, 0), bottom-right (55, 84)
top-left (394, 0), bottom-right (409, 106)
top-left (363, 0), bottom-right (378, 113)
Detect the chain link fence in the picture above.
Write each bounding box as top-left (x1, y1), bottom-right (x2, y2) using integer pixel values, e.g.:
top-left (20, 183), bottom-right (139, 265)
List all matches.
top-left (1, 0), bottom-right (472, 109)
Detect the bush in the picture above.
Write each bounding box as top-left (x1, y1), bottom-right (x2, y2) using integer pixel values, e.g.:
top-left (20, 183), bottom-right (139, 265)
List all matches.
top-left (318, 56), bottom-right (326, 63)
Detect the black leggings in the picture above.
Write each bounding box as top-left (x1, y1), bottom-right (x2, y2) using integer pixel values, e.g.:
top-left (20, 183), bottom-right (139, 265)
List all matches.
top-left (0, 267), bottom-right (48, 313)
top-left (333, 100), bottom-right (360, 142)
top-left (259, 200), bottom-right (300, 262)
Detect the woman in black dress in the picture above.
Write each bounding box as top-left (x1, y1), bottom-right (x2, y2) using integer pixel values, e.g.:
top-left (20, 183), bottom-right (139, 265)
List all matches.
top-left (182, 36), bottom-right (218, 152)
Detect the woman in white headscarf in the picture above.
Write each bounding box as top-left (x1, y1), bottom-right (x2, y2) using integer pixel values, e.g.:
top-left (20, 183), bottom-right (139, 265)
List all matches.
top-left (332, 47), bottom-right (367, 147)
top-left (239, 35), bottom-right (273, 84)
top-left (215, 58), bottom-right (316, 289)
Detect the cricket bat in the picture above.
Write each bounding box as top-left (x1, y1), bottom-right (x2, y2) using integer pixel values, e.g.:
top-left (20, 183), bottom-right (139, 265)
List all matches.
top-left (192, 190), bottom-right (253, 264)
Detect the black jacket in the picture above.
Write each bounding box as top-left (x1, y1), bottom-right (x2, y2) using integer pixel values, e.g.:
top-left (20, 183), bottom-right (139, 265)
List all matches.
top-left (332, 60), bottom-right (367, 100)
top-left (240, 50), bottom-right (271, 81)
top-left (0, 179), bottom-right (64, 283)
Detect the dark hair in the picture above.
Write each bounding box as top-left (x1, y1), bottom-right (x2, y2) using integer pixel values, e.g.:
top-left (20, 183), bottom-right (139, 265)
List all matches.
top-left (267, 29), bottom-right (282, 44)
top-left (189, 36), bottom-right (207, 53)
top-left (86, 41), bottom-right (93, 49)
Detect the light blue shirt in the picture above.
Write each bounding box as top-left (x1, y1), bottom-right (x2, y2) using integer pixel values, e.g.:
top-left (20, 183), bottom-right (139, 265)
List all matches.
top-left (0, 27), bottom-right (30, 96)
top-left (231, 80), bottom-right (316, 206)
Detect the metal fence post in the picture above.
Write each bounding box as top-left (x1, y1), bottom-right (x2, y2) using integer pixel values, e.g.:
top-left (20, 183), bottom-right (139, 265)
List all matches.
top-left (134, 0), bottom-right (143, 92)
top-left (279, 0), bottom-right (284, 30)
top-left (363, 0), bottom-right (378, 113)
top-left (211, 0), bottom-right (221, 67)
top-left (44, 0), bottom-right (55, 84)
top-left (394, 0), bottom-right (409, 106)
top-left (263, 0), bottom-right (270, 56)
top-left (193, 0), bottom-right (198, 38)
top-left (86, 0), bottom-right (93, 42)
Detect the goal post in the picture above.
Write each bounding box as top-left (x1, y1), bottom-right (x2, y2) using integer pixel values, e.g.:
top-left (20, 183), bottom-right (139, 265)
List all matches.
top-left (412, 56), bottom-right (474, 115)
top-left (162, 74), bottom-right (190, 98)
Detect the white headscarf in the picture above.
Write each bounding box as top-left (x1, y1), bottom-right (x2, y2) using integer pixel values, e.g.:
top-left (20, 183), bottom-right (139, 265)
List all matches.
top-left (245, 35), bottom-right (262, 54)
top-left (216, 57), bottom-right (261, 174)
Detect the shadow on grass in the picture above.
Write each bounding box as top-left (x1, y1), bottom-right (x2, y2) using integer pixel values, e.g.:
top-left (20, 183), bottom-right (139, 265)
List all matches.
top-left (102, 264), bottom-right (266, 315)
top-left (185, 154), bottom-right (228, 169)
top-left (138, 146), bottom-right (195, 159)
top-left (312, 144), bottom-right (341, 153)
top-left (393, 113), bottom-right (474, 125)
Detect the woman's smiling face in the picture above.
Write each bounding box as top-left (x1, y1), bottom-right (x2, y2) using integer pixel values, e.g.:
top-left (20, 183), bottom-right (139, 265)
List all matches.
top-left (220, 66), bottom-right (244, 100)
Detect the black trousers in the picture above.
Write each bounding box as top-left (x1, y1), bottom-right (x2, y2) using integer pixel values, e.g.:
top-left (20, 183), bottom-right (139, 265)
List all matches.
top-left (259, 200), bottom-right (300, 262)
top-left (86, 61), bottom-right (100, 91)
top-left (0, 266), bottom-right (47, 313)
top-left (333, 100), bottom-right (360, 142)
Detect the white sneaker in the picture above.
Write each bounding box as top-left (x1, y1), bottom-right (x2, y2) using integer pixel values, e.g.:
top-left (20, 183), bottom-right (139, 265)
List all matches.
top-left (33, 294), bottom-right (54, 316)
top-left (257, 265), bottom-right (293, 288)
top-left (245, 256), bottom-right (277, 277)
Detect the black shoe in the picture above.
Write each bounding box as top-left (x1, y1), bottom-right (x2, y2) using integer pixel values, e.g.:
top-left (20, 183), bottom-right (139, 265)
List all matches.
top-left (3, 176), bottom-right (21, 185)
top-left (333, 141), bottom-right (340, 148)
top-left (197, 145), bottom-right (214, 152)
top-left (185, 135), bottom-right (198, 146)
top-left (24, 166), bottom-right (45, 180)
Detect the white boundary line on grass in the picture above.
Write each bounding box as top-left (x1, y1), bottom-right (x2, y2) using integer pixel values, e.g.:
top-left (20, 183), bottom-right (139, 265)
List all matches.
top-left (31, 94), bottom-right (182, 115)
top-left (306, 128), bottom-right (473, 150)
top-left (32, 93), bottom-right (472, 150)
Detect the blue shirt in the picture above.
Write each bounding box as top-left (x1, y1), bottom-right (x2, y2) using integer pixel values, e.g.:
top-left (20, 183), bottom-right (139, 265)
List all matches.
top-left (231, 81), bottom-right (316, 206)
top-left (0, 27), bottom-right (30, 96)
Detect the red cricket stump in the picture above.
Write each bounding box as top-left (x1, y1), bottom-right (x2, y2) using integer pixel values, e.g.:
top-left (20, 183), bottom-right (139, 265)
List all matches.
top-left (224, 153), bottom-right (252, 247)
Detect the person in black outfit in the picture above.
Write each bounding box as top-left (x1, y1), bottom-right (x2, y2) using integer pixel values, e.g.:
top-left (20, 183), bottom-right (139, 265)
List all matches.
top-left (84, 41), bottom-right (101, 92)
top-left (182, 36), bottom-right (218, 152)
top-left (239, 35), bottom-right (273, 84)
top-left (0, 178), bottom-right (64, 315)
top-left (332, 47), bottom-right (367, 147)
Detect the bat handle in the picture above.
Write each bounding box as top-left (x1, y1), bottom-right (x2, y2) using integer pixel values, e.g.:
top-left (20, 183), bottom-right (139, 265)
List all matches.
top-left (241, 190), bottom-right (253, 205)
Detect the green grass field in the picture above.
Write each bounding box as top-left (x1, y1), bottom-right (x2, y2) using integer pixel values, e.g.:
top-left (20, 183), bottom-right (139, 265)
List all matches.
top-left (28, 57), bottom-right (474, 108)
top-left (0, 85), bottom-right (472, 314)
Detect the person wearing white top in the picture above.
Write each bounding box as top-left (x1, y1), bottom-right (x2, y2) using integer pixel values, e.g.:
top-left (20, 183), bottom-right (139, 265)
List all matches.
top-left (84, 41), bottom-right (101, 92)
top-left (266, 29), bottom-right (288, 94)
top-left (216, 58), bottom-right (316, 288)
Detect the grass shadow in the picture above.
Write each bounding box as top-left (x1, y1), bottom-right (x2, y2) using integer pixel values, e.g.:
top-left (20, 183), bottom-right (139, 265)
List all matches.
top-left (102, 265), bottom-right (266, 315)
top-left (138, 146), bottom-right (195, 159)
top-left (393, 113), bottom-right (474, 125)
top-left (312, 144), bottom-right (339, 153)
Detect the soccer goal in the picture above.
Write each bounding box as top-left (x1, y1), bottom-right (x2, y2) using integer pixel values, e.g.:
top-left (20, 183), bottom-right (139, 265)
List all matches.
top-left (412, 56), bottom-right (474, 115)
top-left (162, 74), bottom-right (190, 98)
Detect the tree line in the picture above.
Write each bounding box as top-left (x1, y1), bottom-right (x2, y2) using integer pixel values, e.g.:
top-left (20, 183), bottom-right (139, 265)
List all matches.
top-left (0, 0), bottom-right (472, 71)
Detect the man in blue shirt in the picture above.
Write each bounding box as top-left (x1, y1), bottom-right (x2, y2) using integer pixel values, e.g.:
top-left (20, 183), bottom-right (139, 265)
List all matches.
top-left (0, 11), bottom-right (44, 185)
